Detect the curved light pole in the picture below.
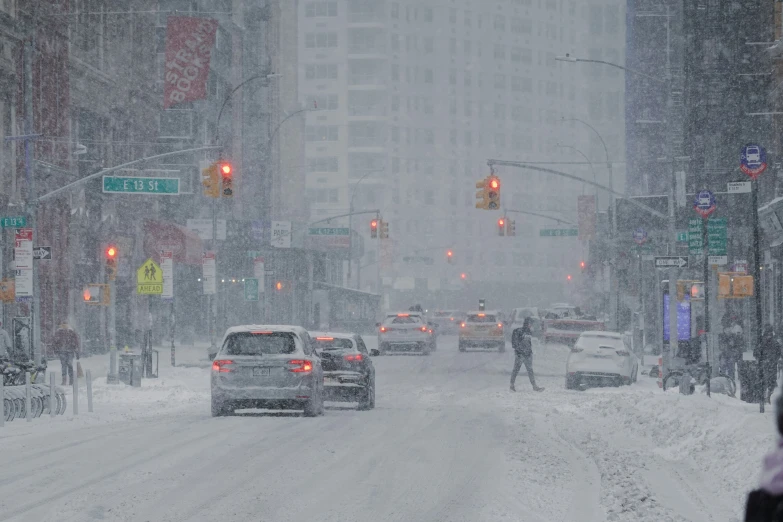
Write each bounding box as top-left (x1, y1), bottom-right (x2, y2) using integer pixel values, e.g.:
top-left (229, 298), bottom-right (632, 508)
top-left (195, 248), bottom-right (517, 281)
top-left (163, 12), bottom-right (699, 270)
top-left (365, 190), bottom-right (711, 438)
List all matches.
top-left (555, 144), bottom-right (597, 194)
top-left (215, 73), bottom-right (283, 146)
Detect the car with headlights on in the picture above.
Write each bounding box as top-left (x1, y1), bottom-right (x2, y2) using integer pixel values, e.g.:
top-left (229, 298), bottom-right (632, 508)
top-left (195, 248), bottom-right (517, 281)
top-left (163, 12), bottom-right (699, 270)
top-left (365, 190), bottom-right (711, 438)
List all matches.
top-left (211, 325), bottom-right (324, 417)
top-left (565, 331), bottom-right (639, 389)
top-left (311, 332), bottom-right (376, 410)
top-left (459, 311), bottom-right (505, 352)
top-left (378, 312), bottom-right (435, 355)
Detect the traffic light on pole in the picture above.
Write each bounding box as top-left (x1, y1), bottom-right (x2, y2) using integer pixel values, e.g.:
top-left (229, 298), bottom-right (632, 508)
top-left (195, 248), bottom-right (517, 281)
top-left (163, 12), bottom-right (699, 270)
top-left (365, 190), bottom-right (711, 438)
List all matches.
top-left (380, 220), bottom-right (389, 239)
top-left (370, 219), bottom-right (378, 238)
top-left (497, 218), bottom-right (506, 236)
top-left (105, 244), bottom-right (118, 281)
top-left (506, 219), bottom-right (516, 236)
top-left (460, 273), bottom-right (467, 280)
top-left (447, 250), bottom-right (454, 264)
top-left (487, 175), bottom-right (501, 210)
top-left (567, 274), bottom-right (573, 282)
top-left (219, 161), bottom-right (233, 197)
top-left (580, 260), bottom-right (586, 272)
top-left (201, 162), bottom-right (219, 198)
top-left (475, 177), bottom-right (489, 209)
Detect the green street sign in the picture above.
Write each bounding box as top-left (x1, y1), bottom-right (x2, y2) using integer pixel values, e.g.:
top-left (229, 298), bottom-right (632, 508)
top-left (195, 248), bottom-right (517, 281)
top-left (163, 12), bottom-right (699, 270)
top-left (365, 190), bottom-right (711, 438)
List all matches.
top-left (540, 228), bottom-right (579, 237)
top-left (688, 219), bottom-right (703, 255)
top-left (708, 218), bottom-right (727, 256)
top-left (103, 176), bottom-right (180, 195)
top-left (308, 227), bottom-right (350, 236)
top-left (0, 216), bottom-right (26, 228)
top-left (676, 231), bottom-right (688, 242)
top-left (244, 278), bottom-right (259, 301)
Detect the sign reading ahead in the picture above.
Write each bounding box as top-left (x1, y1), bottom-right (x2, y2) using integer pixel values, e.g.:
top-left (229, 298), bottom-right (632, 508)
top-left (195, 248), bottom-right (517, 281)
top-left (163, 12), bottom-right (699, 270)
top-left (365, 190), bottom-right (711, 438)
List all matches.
top-left (136, 258), bottom-right (163, 294)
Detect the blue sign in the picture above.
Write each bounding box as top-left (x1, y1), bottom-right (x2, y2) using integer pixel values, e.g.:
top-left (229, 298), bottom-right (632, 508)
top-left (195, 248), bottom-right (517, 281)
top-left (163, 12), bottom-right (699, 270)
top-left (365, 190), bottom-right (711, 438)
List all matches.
top-left (740, 144), bottom-right (767, 179)
top-left (663, 294), bottom-right (691, 342)
top-left (632, 227), bottom-right (647, 245)
top-left (693, 190), bottom-right (716, 218)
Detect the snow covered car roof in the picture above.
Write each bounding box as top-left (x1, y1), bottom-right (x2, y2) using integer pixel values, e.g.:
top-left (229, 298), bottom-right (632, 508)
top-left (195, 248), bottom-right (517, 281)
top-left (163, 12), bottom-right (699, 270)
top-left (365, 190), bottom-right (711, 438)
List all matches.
top-left (579, 331), bottom-right (622, 339)
top-left (222, 325), bottom-right (310, 337)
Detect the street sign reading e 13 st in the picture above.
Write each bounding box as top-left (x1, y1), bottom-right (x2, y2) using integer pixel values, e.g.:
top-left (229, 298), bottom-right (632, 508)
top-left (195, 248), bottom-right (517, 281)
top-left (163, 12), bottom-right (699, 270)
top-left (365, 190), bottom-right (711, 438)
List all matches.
top-left (103, 176), bottom-right (180, 195)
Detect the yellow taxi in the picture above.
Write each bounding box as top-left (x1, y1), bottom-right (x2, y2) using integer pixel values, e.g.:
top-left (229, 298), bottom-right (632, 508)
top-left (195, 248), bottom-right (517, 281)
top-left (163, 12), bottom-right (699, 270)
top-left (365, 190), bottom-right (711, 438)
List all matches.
top-left (458, 311), bottom-right (505, 353)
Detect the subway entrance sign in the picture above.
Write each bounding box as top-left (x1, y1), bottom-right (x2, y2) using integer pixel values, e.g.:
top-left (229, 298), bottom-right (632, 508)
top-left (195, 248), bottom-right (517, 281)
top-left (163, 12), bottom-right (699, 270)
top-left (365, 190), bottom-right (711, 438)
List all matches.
top-left (103, 176), bottom-right (180, 195)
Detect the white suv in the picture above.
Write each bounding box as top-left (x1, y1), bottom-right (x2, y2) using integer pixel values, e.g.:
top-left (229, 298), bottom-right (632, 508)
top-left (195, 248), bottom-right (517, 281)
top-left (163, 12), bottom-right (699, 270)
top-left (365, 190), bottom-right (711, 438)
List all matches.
top-left (565, 331), bottom-right (639, 389)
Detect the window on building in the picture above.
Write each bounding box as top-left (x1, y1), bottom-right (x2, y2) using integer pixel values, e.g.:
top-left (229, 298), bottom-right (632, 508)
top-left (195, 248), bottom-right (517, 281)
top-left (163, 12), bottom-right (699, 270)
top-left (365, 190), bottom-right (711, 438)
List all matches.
top-left (450, 130), bottom-right (457, 146)
top-left (494, 103), bottom-right (506, 119)
top-left (306, 126), bottom-right (339, 141)
top-left (511, 17), bottom-right (532, 34)
top-left (424, 7), bottom-right (433, 22)
top-left (465, 70), bottom-right (472, 87)
top-left (348, 28), bottom-right (384, 53)
top-left (348, 90), bottom-right (385, 116)
top-left (305, 94), bottom-right (339, 110)
top-left (463, 40), bottom-right (472, 56)
top-left (464, 131), bottom-right (472, 146)
top-left (511, 76), bottom-right (533, 92)
top-left (545, 23), bottom-right (557, 40)
top-left (348, 122), bottom-right (386, 147)
top-left (348, 152), bottom-right (385, 177)
top-left (494, 44), bottom-right (506, 60)
top-left (494, 74), bottom-right (506, 90)
top-left (350, 59), bottom-right (382, 85)
top-left (494, 14), bottom-right (505, 30)
top-left (449, 7), bottom-right (457, 23)
top-left (391, 64), bottom-right (400, 82)
top-left (464, 10), bottom-right (471, 27)
top-left (391, 3), bottom-right (399, 18)
top-left (391, 33), bottom-right (400, 51)
top-left (307, 157), bottom-right (339, 172)
top-left (589, 6), bottom-right (603, 35)
top-left (465, 100), bottom-right (472, 117)
top-left (424, 37), bottom-right (434, 53)
top-left (450, 98), bottom-right (457, 116)
top-left (450, 38), bottom-right (457, 55)
top-left (305, 32), bottom-right (338, 49)
top-left (305, 63), bottom-right (338, 80)
top-left (425, 69), bottom-right (433, 84)
top-left (305, 2), bottom-right (337, 17)
top-left (391, 95), bottom-right (400, 112)
top-left (511, 47), bottom-right (533, 64)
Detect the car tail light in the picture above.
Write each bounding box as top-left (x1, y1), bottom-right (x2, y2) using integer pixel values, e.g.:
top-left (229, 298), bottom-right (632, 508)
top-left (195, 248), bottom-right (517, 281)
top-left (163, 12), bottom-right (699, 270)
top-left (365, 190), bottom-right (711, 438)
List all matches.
top-left (460, 322), bottom-right (466, 328)
top-left (420, 326), bottom-right (428, 332)
top-left (570, 347), bottom-right (583, 353)
top-left (344, 354), bottom-right (363, 362)
top-left (380, 326), bottom-right (387, 333)
top-left (288, 359), bottom-right (313, 373)
top-left (316, 337), bottom-right (334, 341)
top-left (616, 350), bottom-right (630, 357)
top-left (212, 360), bottom-right (234, 373)
top-left (497, 323), bottom-right (503, 328)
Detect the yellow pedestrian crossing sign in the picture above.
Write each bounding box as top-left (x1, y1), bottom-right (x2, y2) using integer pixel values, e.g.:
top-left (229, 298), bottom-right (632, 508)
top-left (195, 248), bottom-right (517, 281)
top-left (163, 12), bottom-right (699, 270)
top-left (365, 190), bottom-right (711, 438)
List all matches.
top-left (136, 258), bottom-right (163, 295)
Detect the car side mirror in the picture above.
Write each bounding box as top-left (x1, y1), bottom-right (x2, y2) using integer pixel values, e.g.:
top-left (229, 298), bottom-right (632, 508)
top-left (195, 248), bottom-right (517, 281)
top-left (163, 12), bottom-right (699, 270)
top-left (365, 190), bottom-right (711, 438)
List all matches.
top-left (370, 348), bottom-right (380, 356)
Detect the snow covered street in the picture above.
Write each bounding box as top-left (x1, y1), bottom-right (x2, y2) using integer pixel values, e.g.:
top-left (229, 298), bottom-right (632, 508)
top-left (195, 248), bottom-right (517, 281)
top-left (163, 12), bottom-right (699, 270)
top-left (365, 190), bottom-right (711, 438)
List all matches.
top-left (0, 336), bottom-right (775, 521)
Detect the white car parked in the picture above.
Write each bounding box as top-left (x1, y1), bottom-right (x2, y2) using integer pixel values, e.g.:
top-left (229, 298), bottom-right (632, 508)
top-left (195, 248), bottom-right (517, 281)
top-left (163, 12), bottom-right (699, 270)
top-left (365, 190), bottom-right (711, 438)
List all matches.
top-left (565, 331), bottom-right (639, 389)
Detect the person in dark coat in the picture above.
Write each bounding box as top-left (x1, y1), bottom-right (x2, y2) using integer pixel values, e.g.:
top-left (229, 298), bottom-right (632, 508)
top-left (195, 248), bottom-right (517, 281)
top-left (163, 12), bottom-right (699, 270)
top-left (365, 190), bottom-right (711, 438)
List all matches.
top-left (755, 325), bottom-right (781, 404)
top-left (746, 393), bottom-right (783, 521)
top-left (510, 317), bottom-right (544, 392)
top-left (53, 323), bottom-right (80, 385)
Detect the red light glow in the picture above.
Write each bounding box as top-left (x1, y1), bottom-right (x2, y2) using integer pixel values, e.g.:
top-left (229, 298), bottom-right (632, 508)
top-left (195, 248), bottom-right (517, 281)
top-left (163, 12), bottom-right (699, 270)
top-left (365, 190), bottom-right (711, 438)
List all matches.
top-left (106, 246), bottom-right (117, 258)
top-left (221, 164), bottom-right (232, 175)
top-left (212, 360), bottom-right (234, 373)
top-left (344, 354), bottom-right (363, 362)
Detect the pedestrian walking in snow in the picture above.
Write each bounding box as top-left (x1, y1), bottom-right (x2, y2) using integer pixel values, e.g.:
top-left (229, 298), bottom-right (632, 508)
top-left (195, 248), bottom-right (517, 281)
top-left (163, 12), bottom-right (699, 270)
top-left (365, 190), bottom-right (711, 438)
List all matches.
top-left (745, 392), bottom-right (783, 521)
top-left (510, 317), bottom-right (543, 392)
top-left (53, 323), bottom-right (80, 386)
top-left (755, 325), bottom-right (781, 404)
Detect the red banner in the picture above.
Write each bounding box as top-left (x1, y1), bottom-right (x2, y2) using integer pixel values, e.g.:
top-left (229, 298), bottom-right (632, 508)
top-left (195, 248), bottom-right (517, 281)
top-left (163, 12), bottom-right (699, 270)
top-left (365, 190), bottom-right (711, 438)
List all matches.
top-left (578, 195), bottom-right (596, 240)
top-left (163, 17), bottom-right (219, 109)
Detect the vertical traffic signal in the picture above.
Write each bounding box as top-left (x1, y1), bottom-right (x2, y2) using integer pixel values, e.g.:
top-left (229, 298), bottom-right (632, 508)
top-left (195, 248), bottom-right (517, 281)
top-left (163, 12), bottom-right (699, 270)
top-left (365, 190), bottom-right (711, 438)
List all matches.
top-left (580, 260), bottom-right (586, 272)
top-left (447, 250), bottom-right (454, 264)
top-left (507, 219), bottom-right (516, 236)
top-left (202, 162), bottom-right (219, 198)
top-left (567, 274), bottom-right (572, 281)
top-left (475, 177), bottom-right (489, 209)
top-left (105, 245), bottom-right (118, 281)
top-left (380, 220), bottom-right (389, 239)
top-left (370, 219), bottom-right (378, 238)
top-left (461, 273), bottom-right (467, 280)
top-left (497, 218), bottom-right (506, 236)
top-left (219, 161), bottom-right (233, 197)
top-left (487, 175), bottom-right (501, 210)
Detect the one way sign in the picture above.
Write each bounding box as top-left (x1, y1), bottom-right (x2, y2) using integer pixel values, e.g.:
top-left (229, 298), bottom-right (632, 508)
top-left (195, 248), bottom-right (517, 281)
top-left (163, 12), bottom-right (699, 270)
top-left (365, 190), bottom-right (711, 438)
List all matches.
top-left (654, 256), bottom-right (688, 269)
top-left (33, 246), bottom-right (52, 260)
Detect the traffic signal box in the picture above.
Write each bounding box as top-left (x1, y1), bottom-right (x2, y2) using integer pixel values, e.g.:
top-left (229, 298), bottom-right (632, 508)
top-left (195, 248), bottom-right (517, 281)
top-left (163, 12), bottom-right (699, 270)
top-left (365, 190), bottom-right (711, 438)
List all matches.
top-left (447, 250), bottom-right (454, 264)
top-left (497, 218), bottom-right (505, 236)
top-left (219, 162), bottom-right (233, 198)
top-left (202, 161), bottom-right (234, 198)
top-left (676, 280), bottom-right (704, 301)
top-left (718, 273), bottom-right (754, 298)
top-left (380, 220), bottom-right (389, 239)
top-left (105, 245), bottom-right (118, 282)
top-left (506, 219), bottom-right (516, 236)
top-left (370, 219), bottom-right (378, 238)
top-left (475, 175), bottom-right (501, 210)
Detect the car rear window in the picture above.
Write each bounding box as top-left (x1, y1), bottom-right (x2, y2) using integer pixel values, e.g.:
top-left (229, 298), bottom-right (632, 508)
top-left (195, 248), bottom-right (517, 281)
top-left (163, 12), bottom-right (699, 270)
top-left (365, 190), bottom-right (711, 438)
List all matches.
top-left (312, 337), bottom-right (353, 350)
top-left (390, 316), bottom-right (422, 324)
top-left (467, 314), bottom-right (496, 323)
top-left (223, 332), bottom-right (297, 356)
top-left (434, 312), bottom-right (453, 317)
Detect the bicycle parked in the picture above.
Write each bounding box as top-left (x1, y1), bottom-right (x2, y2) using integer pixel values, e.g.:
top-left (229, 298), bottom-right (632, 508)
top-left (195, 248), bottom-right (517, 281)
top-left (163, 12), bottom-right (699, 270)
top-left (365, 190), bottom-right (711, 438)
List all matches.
top-left (0, 358), bottom-right (67, 421)
top-left (662, 362), bottom-right (737, 397)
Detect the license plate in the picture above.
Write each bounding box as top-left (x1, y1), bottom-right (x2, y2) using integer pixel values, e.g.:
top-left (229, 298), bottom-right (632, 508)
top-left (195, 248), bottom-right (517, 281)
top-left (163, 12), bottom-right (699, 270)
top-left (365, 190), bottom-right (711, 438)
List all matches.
top-left (253, 367), bottom-right (271, 376)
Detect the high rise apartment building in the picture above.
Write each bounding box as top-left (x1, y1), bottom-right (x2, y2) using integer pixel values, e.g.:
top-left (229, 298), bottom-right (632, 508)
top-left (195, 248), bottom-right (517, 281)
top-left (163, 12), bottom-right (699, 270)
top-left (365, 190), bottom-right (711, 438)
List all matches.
top-left (299, 0), bottom-right (625, 305)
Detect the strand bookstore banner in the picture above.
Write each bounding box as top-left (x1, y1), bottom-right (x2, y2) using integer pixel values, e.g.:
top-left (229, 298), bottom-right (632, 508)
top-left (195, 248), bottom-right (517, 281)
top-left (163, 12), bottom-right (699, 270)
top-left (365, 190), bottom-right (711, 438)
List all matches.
top-left (163, 17), bottom-right (219, 109)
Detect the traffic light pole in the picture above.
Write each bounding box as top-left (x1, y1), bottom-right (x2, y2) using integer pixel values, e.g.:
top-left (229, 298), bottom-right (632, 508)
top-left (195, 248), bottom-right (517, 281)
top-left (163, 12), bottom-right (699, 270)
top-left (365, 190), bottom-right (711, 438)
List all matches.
top-left (210, 197), bottom-right (217, 353)
top-left (504, 208), bottom-right (577, 226)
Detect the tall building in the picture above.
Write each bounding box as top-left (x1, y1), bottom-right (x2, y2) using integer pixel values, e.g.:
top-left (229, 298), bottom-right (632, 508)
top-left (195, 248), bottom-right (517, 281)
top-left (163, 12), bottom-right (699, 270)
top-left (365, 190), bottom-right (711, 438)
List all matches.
top-left (299, 0), bottom-right (626, 309)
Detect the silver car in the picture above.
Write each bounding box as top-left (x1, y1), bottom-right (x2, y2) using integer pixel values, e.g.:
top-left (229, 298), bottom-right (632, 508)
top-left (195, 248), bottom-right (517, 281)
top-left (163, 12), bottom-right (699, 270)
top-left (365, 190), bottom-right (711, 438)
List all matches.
top-left (211, 325), bottom-right (325, 417)
top-left (378, 312), bottom-right (434, 355)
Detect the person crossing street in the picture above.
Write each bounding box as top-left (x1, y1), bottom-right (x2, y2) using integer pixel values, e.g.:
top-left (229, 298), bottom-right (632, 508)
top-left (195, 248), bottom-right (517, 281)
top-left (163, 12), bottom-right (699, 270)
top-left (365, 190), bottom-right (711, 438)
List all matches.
top-left (53, 323), bottom-right (80, 386)
top-left (510, 317), bottom-right (544, 392)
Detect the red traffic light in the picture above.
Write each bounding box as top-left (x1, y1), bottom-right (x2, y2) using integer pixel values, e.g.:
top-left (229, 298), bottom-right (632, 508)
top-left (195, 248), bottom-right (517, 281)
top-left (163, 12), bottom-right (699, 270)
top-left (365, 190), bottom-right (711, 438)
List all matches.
top-left (460, 273), bottom-right (467, 280)
top-left (489, 178), bottom-right (499, 189)
top-left (567, 274), bottom-right (572, 281)
top-left (371, 220), bottom-right (378, 228)
top-left (580, 261), bottom-right (586, 269)
top-left (106, 246), bottom-right (117, 259)
top-left (220, 163), bottom-right (232, 176)
top-left (498, 218), bottom-right (505, 227)
top-left (447, 250), bottom-right (453, 257)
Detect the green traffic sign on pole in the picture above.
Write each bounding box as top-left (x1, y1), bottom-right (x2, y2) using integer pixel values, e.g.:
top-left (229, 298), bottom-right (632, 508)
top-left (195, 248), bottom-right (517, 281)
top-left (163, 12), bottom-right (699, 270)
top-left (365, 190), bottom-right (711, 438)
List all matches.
top-left (707, 217), bottom-right (727, 256)
top-left (102, 176), bottom-right (180, 195)
top-left (539, 228), bottom-right (579, 237)
top-left (688, 219), bottom-right (703, 255)
top-left (0, 216), bottom-right (26, 228)
top-left (676, 231), bottom-right (688, 242)
top-left (244, 278), bottom-right (259, 301)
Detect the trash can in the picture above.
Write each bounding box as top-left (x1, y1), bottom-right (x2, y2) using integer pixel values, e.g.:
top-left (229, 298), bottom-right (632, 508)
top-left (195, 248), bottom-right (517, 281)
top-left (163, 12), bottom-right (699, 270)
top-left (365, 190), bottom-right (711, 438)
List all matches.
top-left (738, 359), bottom-right (762, 403)
top-left (118, 353), bottom-right (142, 387)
